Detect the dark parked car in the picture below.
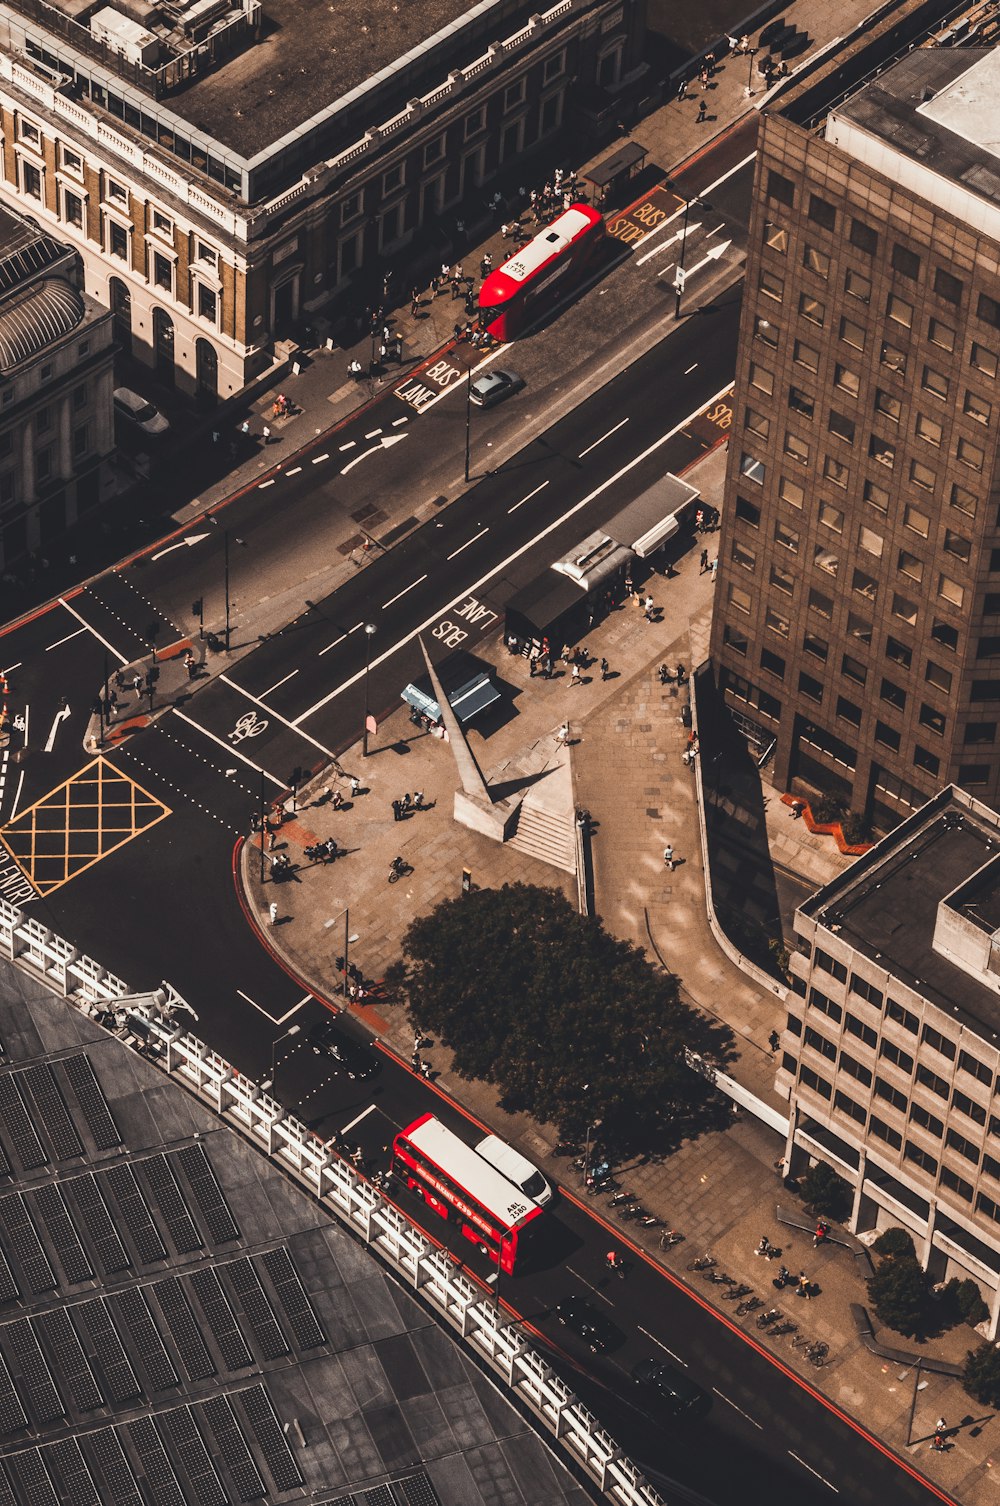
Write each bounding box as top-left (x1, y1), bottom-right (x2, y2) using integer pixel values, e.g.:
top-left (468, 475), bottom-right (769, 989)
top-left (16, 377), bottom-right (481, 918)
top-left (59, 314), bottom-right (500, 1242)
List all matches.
top-left (631, 1357), bottom-right (709, 1418)
top-left (308, 1019), bottom-right (380, 1080)
top-left (554, 1296), bottom-right (623, 1353)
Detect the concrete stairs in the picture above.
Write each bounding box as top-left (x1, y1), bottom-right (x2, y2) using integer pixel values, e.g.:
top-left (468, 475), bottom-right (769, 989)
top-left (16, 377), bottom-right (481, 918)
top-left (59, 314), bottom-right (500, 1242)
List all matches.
top-left (508, 797), bottom-right (576, 874)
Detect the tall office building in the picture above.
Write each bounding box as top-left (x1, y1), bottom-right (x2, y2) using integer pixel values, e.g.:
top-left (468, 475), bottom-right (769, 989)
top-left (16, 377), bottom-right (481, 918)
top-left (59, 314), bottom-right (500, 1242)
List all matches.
top-left (711, 49), bottom-right (1000, 830)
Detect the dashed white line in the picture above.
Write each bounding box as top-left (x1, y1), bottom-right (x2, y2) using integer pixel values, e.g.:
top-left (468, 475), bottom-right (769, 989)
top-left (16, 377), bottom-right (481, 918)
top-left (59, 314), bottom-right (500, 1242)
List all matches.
top-left (170, 708), bottom-right (285, 786)
top-left (788, 1453), bottom-right (838, 1492)
top-left (684, 363), bottom-right (698, 374)
top-left (45, 627), bottom-right (87, 652)
top-left (391, 416), bottom-right (409, 426)
top-left (365, 428), bottom-right (383, 439)
top-left (348, 621), bottom-right (364, 633)
top-left (312, 454), bottom-right (329, 464)
top-left (259, 669), bottom-right (299, 699)
top-left (286, 466), bottom-right (302, 476)
top-left (259, 479), bottom-right (276, 488)
top-left (152, 723), bottom-right (256, 799)
top-left (712, 1389), bottom-right (762, 1428)
top-left (447, 528), bottom-right (489, 561)
top-left (341, 1103), bottom-right (378, 1134)
top-left (633, 150), bottom-right (755, 262)
top-left (706, 224), bottom-right (725, 239)
top-left (339, 441), bottom-right (356, 451)
top-left (1, 663), bottom-right (21, 675)
top-left (218, 673), bottom-right (338, 759)
top-left (118, 744), bottom-right (239, 835)
top-left (382, 575), bottom-right (427, 609)
top-left (56, 598), bottom-right (128, 664)
top-left (578, 417), bottom-right (629, 458)
top-left (508, 480), bottom-right (549, 514)
top-left (637, 1327), bottom-right (687, 1364)
top-left (318, 633), bottom-right (347, 657)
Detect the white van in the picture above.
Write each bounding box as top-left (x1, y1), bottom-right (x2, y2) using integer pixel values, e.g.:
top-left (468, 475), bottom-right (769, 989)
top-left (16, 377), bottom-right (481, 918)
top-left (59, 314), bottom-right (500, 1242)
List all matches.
top-left (475, 1134), bottom-right (553, 1205)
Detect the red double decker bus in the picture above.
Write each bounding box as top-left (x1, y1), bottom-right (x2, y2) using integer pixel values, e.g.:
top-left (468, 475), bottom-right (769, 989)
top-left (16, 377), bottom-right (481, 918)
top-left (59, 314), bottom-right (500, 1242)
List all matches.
top-left (392, 1113), bottom-right (545, 1273)
top-left (478, 204), bottom-right (604, 340)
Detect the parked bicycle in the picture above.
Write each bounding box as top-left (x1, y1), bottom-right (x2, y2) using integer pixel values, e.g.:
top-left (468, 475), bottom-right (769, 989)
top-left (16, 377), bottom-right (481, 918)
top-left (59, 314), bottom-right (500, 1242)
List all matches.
top-left (737, 1295), bottom-right (762, 1317)
top-left (659, 1230), bottom-right (683, 1250)
top-left (687, 1253), bottom-right (716, 1272)
top-left (806, 1340), bottom-right (829, 1367)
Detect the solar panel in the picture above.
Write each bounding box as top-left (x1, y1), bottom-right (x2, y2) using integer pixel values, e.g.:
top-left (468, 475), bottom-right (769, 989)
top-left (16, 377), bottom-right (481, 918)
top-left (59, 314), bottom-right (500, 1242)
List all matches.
top-left (161, 1405), bottom-right (228, 1506)
top-left (363, 1489), bottom-right (395, 1506)
top-left (176, 1144), bottom-right (240, 1245)
top-left (6, 1447), bottom-right (58, 1506)
top-left (398, 1475), bottom-right (443, 1506)
top-left (20, 1065), bottom-right (83, 1161)
top-left (225, 1258), bottom-right (289, 1361)
top-left (103, 1165), bottom-right (167, 1265)
top-left (0, 1074), bottom-right (48, 1170)
top-left (42, 1438), bottom-right (100, 1506)
top-left (141, 1154), bottom-right (203, 1254)
top-left (198, 1395), bottom-right (266, 1503)
top-left (58, 1056), bottom-right (122, 1150)
top-left (261, 1248), bottom-right (325, 1349)
top-left (36, 1308), bottom-right (103, 1413)
top-left (0, 1194), bottom-right (57, 1294)
top-left (126, 1417), bottom-right (187, 1506)
top-left (151, 1277), bottom-right (215, 1381)
top-left (0, 1462), bottom-right (15, 1506)
top-left (112, 1288), bottom-right (179, 1393)
top-left (0, 1132), bottom-right (13, 1179)
top-left (83, 1427), bottom-right (144, 1506)
top-left (188, 1268), bottom-right (252, 1372)
top-left (0, 1346), bottom-right (28, 1435)
top-left (76, 1299), bottom-right (141, 1404)
top-left (68, 1174), bottom-right (130, 1274)
top-left (31, 1183), bottom-right (93, 1285)
top-left (236, 1384), bottom-right (303, 1493)
top-left (0, 1246), bottom-right (18, 1306)
top-left (4, 1317), bottom-right (66, 1424)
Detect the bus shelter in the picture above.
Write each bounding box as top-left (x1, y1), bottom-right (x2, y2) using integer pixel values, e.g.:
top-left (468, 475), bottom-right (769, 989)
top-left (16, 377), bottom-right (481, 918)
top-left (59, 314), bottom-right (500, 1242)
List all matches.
top-left (401, 659), bottom-right (500, 725)
top-left (603, 473), bottom-right (701, 557)
top-left (584, 141), bottom-right (648, 204)
top-left (503, 572), bottom-right (588, 648)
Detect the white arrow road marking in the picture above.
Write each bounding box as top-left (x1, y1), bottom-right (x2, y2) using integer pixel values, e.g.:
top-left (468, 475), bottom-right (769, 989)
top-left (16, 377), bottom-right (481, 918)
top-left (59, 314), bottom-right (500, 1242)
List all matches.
top-left (340, 432), bottom-right (408, 475)
top-left (651, 223), bottom-right (702, 274)
top-left (151, 532), bottom-right (211, 561)
top-left (679, 241), bottom-right (732, 281)
top-left (44, 704), bottom-right (71, 752)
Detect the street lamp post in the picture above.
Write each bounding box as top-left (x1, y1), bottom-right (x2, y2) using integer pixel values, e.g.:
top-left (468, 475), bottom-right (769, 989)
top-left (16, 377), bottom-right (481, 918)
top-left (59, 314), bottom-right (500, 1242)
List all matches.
top-left (674, 192), bottom-right (697, 320)
top-left (745, 47), bottom-right (759, 98)
top-left (464, 364), bottom-right (472, 483)
top-left (362, 622), bottom-right (377, 756)
top-left (223, 529), bottom-right (231, 652)
top-left (261, 1023), bottom-right (300, 1093)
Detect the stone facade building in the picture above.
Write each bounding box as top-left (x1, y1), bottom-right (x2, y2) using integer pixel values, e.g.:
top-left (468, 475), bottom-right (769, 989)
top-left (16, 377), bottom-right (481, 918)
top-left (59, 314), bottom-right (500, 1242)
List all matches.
top-left (711, 49), bottom-right (1000, 829)
top-left (0, 0), bottom-right (645, 402)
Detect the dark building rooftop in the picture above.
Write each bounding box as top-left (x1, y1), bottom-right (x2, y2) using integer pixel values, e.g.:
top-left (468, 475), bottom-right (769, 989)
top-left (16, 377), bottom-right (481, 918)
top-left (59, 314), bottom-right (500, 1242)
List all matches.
top-left (831, 47), bottom-right (1000, 214)
top-left (799, 791), bottom-right (1000, 1043)
top-left (0, 959), bottom-right (588, 1506)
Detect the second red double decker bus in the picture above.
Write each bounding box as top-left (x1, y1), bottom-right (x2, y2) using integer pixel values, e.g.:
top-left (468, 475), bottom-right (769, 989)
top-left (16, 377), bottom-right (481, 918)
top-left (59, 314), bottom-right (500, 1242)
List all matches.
top-left (392, 1113), bottom-right (546, 1273)
top-left (478, 203), bottom-right (604, 341)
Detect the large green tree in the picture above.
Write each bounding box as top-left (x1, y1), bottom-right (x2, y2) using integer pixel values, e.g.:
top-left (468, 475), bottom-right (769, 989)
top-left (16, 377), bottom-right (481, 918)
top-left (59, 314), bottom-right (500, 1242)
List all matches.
top-left (866, 1254), bottom-right (931, 1339)
top-left (397, 883), bottom-right (731, 1154)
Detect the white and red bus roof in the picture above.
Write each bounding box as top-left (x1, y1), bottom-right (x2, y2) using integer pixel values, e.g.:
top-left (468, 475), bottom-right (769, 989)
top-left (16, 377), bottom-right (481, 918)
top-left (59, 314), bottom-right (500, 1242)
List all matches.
top-left (396, 1113), bottom-right (542, 1230)
top-left (479, 204), bottom-right (602, 310)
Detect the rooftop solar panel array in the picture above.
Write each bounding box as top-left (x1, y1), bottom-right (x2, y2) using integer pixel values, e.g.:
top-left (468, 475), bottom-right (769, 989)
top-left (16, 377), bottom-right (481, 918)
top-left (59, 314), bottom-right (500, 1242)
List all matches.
top-left (0, 1345), bottom-right (27, 1435)
top-left (176, 1143), bottom-right (239, 1244)
top-left (399, 1473), bottom-right (444, 1506)
top-left (31, 1184), bottom-right (92, 1286)
top-left (126, 1416), bottom-right (187, 1506)
top-left (57, 1056), bottom-right (122, 1151)
top-left (69, 1173), bottom-right (130, 1274)
top-left (141, 1154), bottom-right (203, 1254)
top-left (0, 1195), bottom-right (56, 1295)
top-left (189, 1266), bottom-right (253, 1372)
top-left (161, 1405), bottom-right (228, 1506)
top-left (20, 1066), bottom-right (82, 1162)
top-left (36, 1309), bottom-right (102, 1414)
top-left (84, 1427), bottom-right (144, 1506)
top-left (112, 1287), bottom-right (179, 1393)
top-left (6, 1447), bottom-right (58, 1506)
top-left (4, 1317), bottom-right (65, 1425)
top-left (0, 1075), bottom-right (47, 1171)
top-left (199, 1394), bottom-right (266, 1503)
top-left (261, 1247), bottom-right (325, 1350)
top-left (0, 1462), bottom-right (15, 1506)
top-left (103, 1165), bottom-right (167, 1266)
top-left (237, 1384), bottom-right (303, 1494)
top-left (43, 1438), bottom-right (99, 1506)
top-left (76, 1299), bottom-right (140, 1405)
top-left (226, 1257), bottom-right (289, 1361)
top-left (0, 1247), bottom-right (17, 1307)
top-left (152, 1277), bottom-right (215, 1381)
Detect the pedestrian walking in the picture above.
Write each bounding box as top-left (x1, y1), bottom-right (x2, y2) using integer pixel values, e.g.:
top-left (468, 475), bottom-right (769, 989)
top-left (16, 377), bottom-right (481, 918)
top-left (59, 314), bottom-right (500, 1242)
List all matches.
top-left (410, 289), bottom-right (420, 316)
top-left (412, 790), bottom-right (424, 810)
top-left (268, 902), bottom-right (278, 926)
top-left (480, 253), bottom-right (493, 278)
top-left (571, 664), bottom-right (582, 686)
top-left (600, 657), bottom-right (609, 681)
top-left (350, 775), bottom-right (361, 798)
top-left (643, 594), bottom-right (655, 621)
top-left (700, 548), bottom-right (709, 573)
top-left (262, 424), bottom-right (271, 444)
top-left (555, 723), bottom-right (569, 746)
top-left (411, 1050), bottom-right (421, 1070)
top-left (705, 51), bottom-right (716, 76)
top-left (240, 420), bottom-right (250, 437)
top-left (529, 645), bottom-right (539, 676)
top-left (768, 1029), bottom-right (780, 1053)
top-left (663, 844), bottom-right (675, 870)
top-left (813, 1219), bottom-right (829, 1247)
top-left (419, 1060), bottom-right (432, 1078)
top-left (677, 77), bottom-right (687, 100)
top-left (796, 1271), bottom-right (812, 1299)
top-left (697, 99), bottom-right (708, 123)
top-left (392, 799), bottom-right (401, 822)
top-left (132, 673), bottom-right (143, 700)
top-left (931, 1433), bottom-right (946, 1453)
top-left (430, 274), bottom-right (440, 299)
top-left (710, 558), bottom-right (718, 581)
top-left (624, 572), bottom-right (634, 598)
top-left (754, 1235), bottom-right (772, 1258)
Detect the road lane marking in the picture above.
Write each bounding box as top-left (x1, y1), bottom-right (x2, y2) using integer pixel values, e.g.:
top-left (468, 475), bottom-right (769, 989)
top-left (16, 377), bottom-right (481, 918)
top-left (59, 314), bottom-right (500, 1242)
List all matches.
top-left (56, 598), bottom-right (128, 664)
top-left (259, 670), bottom-right (299, 699)
top-left (341, 1103), bottom-right (377, 1134)
top-left (318, 633), bottom-right (347, 657)
top-left (218, 674), bottom-right (338, 760)
top-left (637, 1327), bottom-right (687, 1364)
top-left (170, 708), bottom-right (286, 786)
top-left (508, 481), bottom-right (549, 514)
top-left (293, 383), bottom-right (733, 727)
top-left (685, 363), bottom-right (698, 374)
top-left (286, 466), bottom-right (302, 476)
top-left (712, 1389), bottom-right (762, 1428)
top-left (1, 663), bottom-right (21, 675)
top-left (9, 768), bottom-right (24, 820)
top-left (788, 1453), bottom-right (838, 1492)
top-left (400, 342), bottom-right (510, 415)
top-left (447, 529), bottom-right (489, 561)
top-left (236, 988), bottom-right (307, 1024)
top-left (365, 428), bottom-right (383, 439)
top-left (578, 417), bottom-right (628, 458)
top-left (339, 441), bottom-right (356, 451)
top-left (312, 454), bottom-right (329, 464)
top-left (391, 416), bottom-right (409, 426)
top-left (382, 575), bottom-right (427, 609)
top-left (45, 627), bottom-right (87, 652)
top-left (565, 1266), bottom-right (615, 1304)
top-left (259, 479), bottom-right (275, 488)
top-left (634, 150), bottom-right (755, 263)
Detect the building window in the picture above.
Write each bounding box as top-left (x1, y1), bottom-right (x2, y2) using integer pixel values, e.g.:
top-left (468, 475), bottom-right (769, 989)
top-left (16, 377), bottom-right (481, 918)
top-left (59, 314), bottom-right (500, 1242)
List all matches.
top-left (914, 744), bottom-right (940, 775)
top-left (735, 495), bottom-right (760, 527)
top-left (979, 292), bottom-right (1000, 330)
top-left (770, 562), bottom-right (795, 595)
top-left (892, 593), bottom-right (918, 627)
top-left (837, 696), bottom-right (862, 728)
top-left (818, 501), bottom-right (844, 533)
top-left (108, 220), bottom-right (129, 260)
top-left (915, 412), bottom-right (943, 446)
top-left (835, 1092), bottom-right (867, 1127)
top-left (778, 474), bottom-right (804, 509)
top-left (964, 721), bottom-right (996, 743)
top-left (35, 446), bottom-right (52, 482)
top-left (933, 619), bottom-right (960, 651)
top-left (959, 1050), bottom-right (993, 1088)
top-left (885, 636), bottom-right (912, 669)
top-left (844, 268), bottom-right (871, 303)
top-left (959, 764), bottom-right (990, 785)
top-left (857, 529), bottom-right (883, 561)
top-left (864, 479), bottom-right (889, 515)
top-left (903, 505), bottom-right (929, 537)
top-left (423, 134), bottom-right (446, 168)
top-left (944, 529), bottom-right (971, 564)
top-left (793, 340), bottom-right (820, 372)
top-left (814, 543), bottom-right (839, 577)
top-left (18, 118), bottom-right (40, 148)
top-left (464, 106), bottom-right (486, 139)
top-left (841, 653), bottom-right (867, 685)
top-left (728, 584), bottom-right (752, 615)
top-left (875, 1078), bottom-right (907, 1113)
top-left (971, 341), bottom-right (998, 377)
top-left (850, 218), bottom-right (878, 254)
top-left (803, 631), bottom-right (828, 662)
top-left (72, 383), bottom-right (88, 411)
top-left (764, 221), bottom-right (788, 253)
top-left (340, 192), bottom-right (363, 225)
top-left (874, 719), bottom-right (900, 751)
top-left (151, 209), bottom-right (172, 238)
top-left (503, 78), bottom-right (527, 111)
top-left (740, 452), bottom-right (765, 484)
top-left (799, 293), bottom-right (825, 326)
top-left (903, 1142), bottom-right (938, 1176)
top-left (62, 190), bottom-right (84, 230)
top-left (840, 1051), bottom-right (872, 1087)
top-left (909, 459), bottom-right (936, 492)
top-left (870, 1117), bottom-right (902, 1150)
top-left (21, 161), bottom-right (41, 200)
top-left (828, 409), bottom-right (855, 443)
top-left (745, 406), bottom-right (770, 439)
top-left (72, 423), bottom-right (89, 459)
top-left (755, 316), bottom-right (779, 347)
top-left (784, 431), bottom-right (810, 463)
top-left (803, 244), bottom-right (830, 278)
top-left (921, 365), bottom-right (949, 400)
top-left (543, 49), bottom-right (566, 82)
top-left (833, 364), bottom-right (859, 398)
top-left (767, 170), bottom-right (795, 207)
top-left (765, 608), bottom-right (790, 640)
top-left (891, 243), bottom-right (920, 279)
top-left (774, 519), bottom-right (799, 552)
top-left (723, 624), bottom-right (748, 655)
top-left (910, 1103), bottom-right (943, 1137)
top-left (105, 178), bottom-right (127, 206)
top-left (196, 240), bottom-right (218, 268)
top-left (759, 267), bottom-right (784, 301)
top-left (808, 587), bottom-right (834, 620)
top-left (897, 549), bottom-right (924, 584)
top-left (760, 647), bottom-right (785, 679)
top-left (934, 267), bottom-right (963, 304)
top-left (925, 660), bottom-right (952, 693)
top-left (874, 389), bottom-right (901, 423)
top-left (887, 998), bottom-right (918, 1033)
top-left (152, 252), bottom-right (172, 292)
top-left (197, 284), bottom-right (218, 323)
top-left (382, 163), bottom-right (405, 195)
top-left (731, 538), bottom-right (757, 572)
top-left (881, 679), bottom-right (906, 711)
top-left (847, 611), bottom-right (872, 646)
top-left (938, 574), bottom-right (965, 609)
top-left (928, 318), bottom-right (955, 351)
top-left (869, 436), bottom-right (895, 469)
top-left (940, 1167), bottom-right (974, 1202)
top-left (880, 340), bottom-right (906, 375)
top-left (887, 294), bottom-right (913, 328)
top-left (965, 390), bottom-right (992, 425)
top-left (808, 194), bottom-right (836, 231)
top-left (749, 362), bottom-right (774, 395)
top-left (789, 387), bottom-right (814, 418)
top-left (919, 703), bottom-right (946, 737)
top-left (60, 145), bottom-right (82, 177)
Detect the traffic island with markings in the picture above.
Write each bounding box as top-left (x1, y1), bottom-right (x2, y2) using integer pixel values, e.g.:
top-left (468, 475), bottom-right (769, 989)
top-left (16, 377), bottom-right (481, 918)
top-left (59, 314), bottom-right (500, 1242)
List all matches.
top-left (0, 757), bottom-right (170, 897)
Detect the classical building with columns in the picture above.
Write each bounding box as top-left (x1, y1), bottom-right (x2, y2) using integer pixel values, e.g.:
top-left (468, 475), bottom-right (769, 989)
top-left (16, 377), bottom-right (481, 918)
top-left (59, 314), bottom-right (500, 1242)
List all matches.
top-left (784, 784), bottom-right (1000, 1334)
top-left (0, 201), bottom-right (113, 573)
top-left (0, 0), bottom-right (645, 403)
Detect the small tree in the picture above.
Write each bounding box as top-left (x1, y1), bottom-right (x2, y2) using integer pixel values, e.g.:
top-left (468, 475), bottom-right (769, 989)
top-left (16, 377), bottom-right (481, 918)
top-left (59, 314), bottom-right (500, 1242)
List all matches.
top-left (963, 1342), bottom-right (1000, 1407)
top-left (942, 1276), bottom-right (989, 1329)
top-left (800, 1162), bottom-right (852, 1222)
top-left (867, 1255), bottom-right (930, 1339)
top-left (873, 1227), bottom-right (916, 1261)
